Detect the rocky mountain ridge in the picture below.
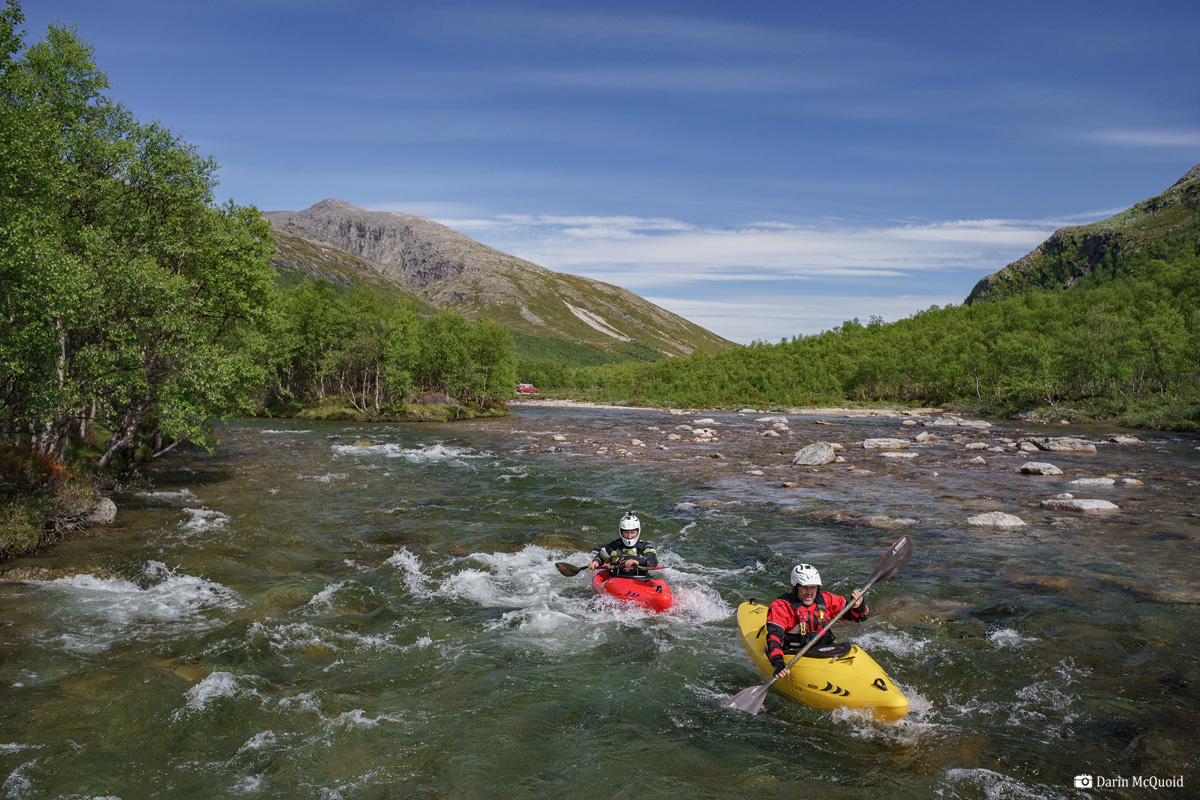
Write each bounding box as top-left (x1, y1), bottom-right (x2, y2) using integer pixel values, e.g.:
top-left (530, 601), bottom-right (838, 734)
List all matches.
top-left (264, 200), bottom-right (734, 361)
top-left (967, 163), bottom-right (1200, 304)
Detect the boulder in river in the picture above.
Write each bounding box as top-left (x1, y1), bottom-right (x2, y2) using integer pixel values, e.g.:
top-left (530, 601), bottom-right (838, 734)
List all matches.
top-left (967, 512), bottom-right (1027, 528)
top-left (791, 442), bottom-right (836, 466)
top-left (1028, 437), bottom-right (1097, 453)
top-left (1041, 496), bottom-right (1119, 512)
top-left (863, 438), bottom-right (909, 450)
top-left (1020, 462), bottom-right (1062, 475)
top-left (1068, 477), bottom-right (1115, 487)
top-left (83, 497), bottom-right (117, 526)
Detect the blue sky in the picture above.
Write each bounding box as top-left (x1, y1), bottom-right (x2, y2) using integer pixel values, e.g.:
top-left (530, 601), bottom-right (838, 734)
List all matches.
top-left (20, 0), bottom-right (1200, 343)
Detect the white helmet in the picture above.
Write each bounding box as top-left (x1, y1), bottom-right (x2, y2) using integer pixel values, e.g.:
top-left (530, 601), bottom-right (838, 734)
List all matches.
top-left (790, 563), bottom-right (821, 587)
top-left (618, 512), bottom-right (640, 547)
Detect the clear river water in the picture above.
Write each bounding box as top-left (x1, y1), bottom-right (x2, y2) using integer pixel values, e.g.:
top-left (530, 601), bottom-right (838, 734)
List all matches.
top-left (2, 405), bottom-right (1198, 799)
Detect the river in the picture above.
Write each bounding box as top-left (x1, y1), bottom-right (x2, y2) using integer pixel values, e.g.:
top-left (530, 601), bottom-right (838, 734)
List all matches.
top-left (2, 405), bottom-right (1198, 799)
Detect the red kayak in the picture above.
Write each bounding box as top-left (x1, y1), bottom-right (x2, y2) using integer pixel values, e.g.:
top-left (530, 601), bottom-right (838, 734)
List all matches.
top-left (591, 568), bottom-right (675, 612)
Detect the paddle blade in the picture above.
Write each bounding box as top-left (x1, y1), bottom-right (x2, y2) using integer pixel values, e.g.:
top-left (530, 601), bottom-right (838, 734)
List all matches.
top-left (723, 682), bottom-right (771, 715)
top-left (869, 534), bottom-right (913, 585)
top-left (554, 562), bottom-right (584, 577)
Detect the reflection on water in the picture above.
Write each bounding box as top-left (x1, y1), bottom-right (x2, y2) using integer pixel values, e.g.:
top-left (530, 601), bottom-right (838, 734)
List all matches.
top-left (1, 408), bottom-right (1198, 799)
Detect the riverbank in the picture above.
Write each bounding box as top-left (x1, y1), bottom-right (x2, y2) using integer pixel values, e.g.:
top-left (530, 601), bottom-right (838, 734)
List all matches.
top-left (510, 396), bottom-right (946, 417)
top-left (256, 398), bottom-right (510, 423)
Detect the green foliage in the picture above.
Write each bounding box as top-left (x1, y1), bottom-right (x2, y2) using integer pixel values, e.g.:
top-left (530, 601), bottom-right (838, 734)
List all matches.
top-left (509, 331), bottom-right (622, 367)
top-left (614, 339), bottom-right (666, 362)
top-left (551, 250), bottom-right (1200, 426)
top-left (0, 4), bottom-right (278, 468)
top-left (259, 283), bottom-right (516, 413)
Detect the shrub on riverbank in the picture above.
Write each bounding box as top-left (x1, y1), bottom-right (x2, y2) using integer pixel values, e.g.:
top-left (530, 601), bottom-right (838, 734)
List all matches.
top-left (0, 477), bottom-right (104, 561)
top-left (269, 396), bottom-right (510, 423)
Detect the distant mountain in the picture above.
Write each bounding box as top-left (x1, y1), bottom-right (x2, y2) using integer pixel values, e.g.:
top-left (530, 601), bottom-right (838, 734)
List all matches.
top-left (264, 200), bottom-right (735, 361)
top-left (966, 163), bottom-right (1200, 304)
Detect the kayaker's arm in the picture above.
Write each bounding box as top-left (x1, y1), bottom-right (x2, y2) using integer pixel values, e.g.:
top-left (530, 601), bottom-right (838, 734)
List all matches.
top-left (766, 623), bottom-right (790, 676)
top-left (845, 588), bottom-right (869, 621)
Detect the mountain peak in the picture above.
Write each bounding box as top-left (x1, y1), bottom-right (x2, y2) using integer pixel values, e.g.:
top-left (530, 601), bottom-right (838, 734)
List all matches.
top-left (263, 201), bottom-right (735, 360)
top-left (1169, 162), bottom-right (1200, 190)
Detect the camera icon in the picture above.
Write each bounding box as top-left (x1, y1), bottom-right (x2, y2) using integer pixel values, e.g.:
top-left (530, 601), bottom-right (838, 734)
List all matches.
top-left (1074, 775), bottom-right (1094, 788)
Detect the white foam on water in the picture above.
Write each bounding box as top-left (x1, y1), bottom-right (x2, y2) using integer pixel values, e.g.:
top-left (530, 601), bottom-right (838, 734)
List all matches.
top-left (437, 546), bottom-right (562, 610)
top-left (987, 627), bottom-right (1038, 648)
top-left (37, 563), bottom-right (241, 653)
top-left (832, 687), bottom-right (943, 745)
top-left (301, 473), bottom-right (347, 483)
top-left (854, 627), bottom-right (930, 658)
top-left (175, 671), bottom-right (264, 719)
top-left (332, 442), bottom-right (490, 465)
top-left (306, 581), bottom-right (353, 610)
top-left (385, 548), bottom-right (434, 597)
top-left (2, 760), bottom-right (37, 797)
top-left (136, 488), bottom-right (198, 504)
top-left (262, 429), bottom-right (312, 434)
top-left (0, 744), bottom-right (39, 755)
top-left (180, 507), bottom-right (230, 535)
top-left (237, 731), bottom-right (277, 753)
top-left (666, 583), bottom-right (733, 624)
top-left (324, 709), bottom-right (403, 731)
top-left (939, 767), bottom-right (1067, 800)
top-left (276, 692), bottom-right (322, 715)
top-left (232, 775), bottom-right (265, 794)
top-left (244, 621), bottom-right (401, 659)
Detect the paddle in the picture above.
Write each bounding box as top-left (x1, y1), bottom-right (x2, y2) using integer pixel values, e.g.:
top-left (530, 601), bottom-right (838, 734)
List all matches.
top-left (554, 561), bottom-right (666, 577)
top-left (722, 533), bottom-right (913, 715)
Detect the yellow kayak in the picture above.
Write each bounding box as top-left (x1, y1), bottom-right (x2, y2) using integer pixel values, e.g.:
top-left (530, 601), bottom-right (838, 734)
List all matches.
top-left (735, 599), bottom-right (908, 722)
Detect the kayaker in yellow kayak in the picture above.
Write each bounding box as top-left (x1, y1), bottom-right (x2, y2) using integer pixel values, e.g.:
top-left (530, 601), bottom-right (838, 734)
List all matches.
top-left (588, 512), bottom-right (658, 577)
top-left (767, 564), bottom-right (868, 678)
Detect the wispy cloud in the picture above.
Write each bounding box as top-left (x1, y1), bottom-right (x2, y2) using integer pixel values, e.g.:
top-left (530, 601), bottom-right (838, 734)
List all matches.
top-left (411, 211), bottom-right (1072, 341)
top-left (1079, 128), bottom-right (1200, 148)
top-left (436, 213), bottom-right (1062, 287)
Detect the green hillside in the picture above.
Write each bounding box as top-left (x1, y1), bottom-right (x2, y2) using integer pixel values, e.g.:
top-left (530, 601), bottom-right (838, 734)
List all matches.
top-left (264, 201), bottom-right (736, 367)
top-left (533, 165), bottom-right (1200, 429)
top-left (967, 164), bottom-right (1200, 303)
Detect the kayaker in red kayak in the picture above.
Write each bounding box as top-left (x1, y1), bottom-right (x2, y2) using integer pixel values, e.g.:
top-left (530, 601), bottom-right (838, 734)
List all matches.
top-left (766, 564), bottom-right (868, 678)
top-left (588, 512), bottom-right (658, 577)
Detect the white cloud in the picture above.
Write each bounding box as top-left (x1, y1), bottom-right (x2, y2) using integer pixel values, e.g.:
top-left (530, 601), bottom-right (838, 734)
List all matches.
top-left (440, 214), bottom-right (1059, 288)
top-left (646, 293), bottom-right (964, 342)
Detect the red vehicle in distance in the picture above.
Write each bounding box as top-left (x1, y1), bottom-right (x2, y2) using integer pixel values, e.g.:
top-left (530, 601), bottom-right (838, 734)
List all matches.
top-left (516, 383), bottom-right (539, 394)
